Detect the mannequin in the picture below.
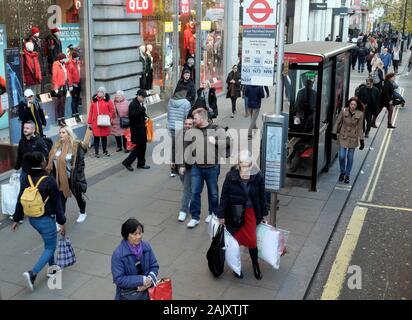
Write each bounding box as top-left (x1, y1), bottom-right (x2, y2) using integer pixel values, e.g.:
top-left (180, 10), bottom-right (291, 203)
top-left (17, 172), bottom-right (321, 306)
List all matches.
top-left (46, 27), bottom-right (63, 75)
top-left (22, 41), bottom-right (42, 95)
top-left (146, 44), bottom-right (154, 91)
top-left (29, 26), bottom-right (46, 80)
top-left (52, 53), bottom-right (73, 126)
top-left (138, 45), bottom-right (148, 91)
top-left (67, 51), bottom-right (82, 122)
top-left (0, 76), bottom-right (6, 118)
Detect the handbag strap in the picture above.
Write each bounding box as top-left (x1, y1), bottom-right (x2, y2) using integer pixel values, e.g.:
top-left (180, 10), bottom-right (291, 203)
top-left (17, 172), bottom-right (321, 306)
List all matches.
top-left (97, 101), bottom-right (100, 116)
top-left (148, 272), bottom-right (158, 287)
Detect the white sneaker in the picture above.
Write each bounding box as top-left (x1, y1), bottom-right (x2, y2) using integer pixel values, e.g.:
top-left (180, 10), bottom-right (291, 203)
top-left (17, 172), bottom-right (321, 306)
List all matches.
top-left (170, 173), bottom-right (177, 177)
top-left (56, 223), bottom-right (61, 232)
top-left (178, 211), bottom-right (187, 222)
top-left (187, 219), bottom-right (200, 228)
top-left (76, 213), bottom-right (87, 223)
top-left (47, 265), bottom-right (62, 278)
top-left (205, 215), bottom-right (212, 224)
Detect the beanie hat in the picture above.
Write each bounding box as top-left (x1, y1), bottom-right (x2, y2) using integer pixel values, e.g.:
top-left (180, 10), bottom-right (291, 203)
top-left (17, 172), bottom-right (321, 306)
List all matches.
top-left (72, 51), bottom-right (79, 59)
top-left (51, 27), bottom-right (60, 34)
top-left (57, 53), bottom-right (67, 61)
top-left (183, 68), bottom-right (191, 75)
top-left (31, 26), bottom-right (40, 35)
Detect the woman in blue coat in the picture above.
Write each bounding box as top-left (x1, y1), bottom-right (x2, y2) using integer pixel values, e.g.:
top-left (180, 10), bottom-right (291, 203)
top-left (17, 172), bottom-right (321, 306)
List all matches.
top-left (111, 218), bottom-right (159, 300)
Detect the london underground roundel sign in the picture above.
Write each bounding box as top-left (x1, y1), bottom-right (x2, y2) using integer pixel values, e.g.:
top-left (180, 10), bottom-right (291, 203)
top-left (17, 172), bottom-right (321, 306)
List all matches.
top-left (243, 0), bottom-right (276, 28)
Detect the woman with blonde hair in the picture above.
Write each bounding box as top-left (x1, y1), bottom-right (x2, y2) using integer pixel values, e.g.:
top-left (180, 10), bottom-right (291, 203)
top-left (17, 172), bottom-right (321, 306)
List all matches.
top-left (47, 126), bottom-right (88, 223)
top-left (371, 58), bottom-right (384, 92)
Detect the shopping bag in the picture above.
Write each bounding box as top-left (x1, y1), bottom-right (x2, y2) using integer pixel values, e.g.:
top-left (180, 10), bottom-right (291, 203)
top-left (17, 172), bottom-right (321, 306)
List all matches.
top-left (256, 223), bottom-right (281, 269)
top-left (56, 236), bottom-right (76, 268)
top-left (146, 118), bottom-right (154, 143)
top-left (83, 127), bottom-right (93, 148)
top-left (1, 173), bottom-right (20, 215)
top-left (148, 278), bottom-right (173, 300)
top-left (124, 128), bottom-right (136, 151)
top-left (207, 214), bottom-right (220, 241)
top-left (276, 228), bottom-right (290, 256)
top-left (224, 229), bottom-right (242, 276)
top-left (206, 224), bottom-right (226, 277)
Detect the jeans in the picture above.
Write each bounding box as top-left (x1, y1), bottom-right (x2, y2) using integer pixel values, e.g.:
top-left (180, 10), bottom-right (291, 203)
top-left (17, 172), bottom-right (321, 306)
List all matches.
top-left (339, 147), bottom-right (355, 176)
top-left (190, 165), bottom-right (220, 220)
top-left (179, 168), bottom-right (192, 213)
top-left (29, 215), bottom-right (57, 274)
top-left (244, 97), bottom-right (249, 115)
top-left (358, 58), bottom-right (365, 72)
top-left (248, 108), bottom-right (260, 136)
top-left (231, 97), bottom-right (238, 113)
top-left (60, 190), bottom-right (86, 214)
top-left (94, 136), bottom-right (108, 154)
top-left (55, 91), bottom-right (67, 120)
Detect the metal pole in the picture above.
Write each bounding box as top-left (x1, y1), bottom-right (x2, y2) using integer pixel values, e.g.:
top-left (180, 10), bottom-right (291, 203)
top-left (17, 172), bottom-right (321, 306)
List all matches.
top-left (195, 0), bottom-right (202, 89)
top-left (275, 0), bottom-right (286, 115)
top-left (173, 0), bottom-right (180, 86)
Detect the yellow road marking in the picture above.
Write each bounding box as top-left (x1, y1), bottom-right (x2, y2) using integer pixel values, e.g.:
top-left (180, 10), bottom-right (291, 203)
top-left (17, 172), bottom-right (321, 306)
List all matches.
top-left (321, 206), bottom-right (368, 300)
top-left (357, 202), bottom-right (412, 213)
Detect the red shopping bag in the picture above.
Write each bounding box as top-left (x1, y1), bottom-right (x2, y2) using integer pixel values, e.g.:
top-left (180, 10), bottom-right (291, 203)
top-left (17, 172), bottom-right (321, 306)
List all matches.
top-left (124, 128), bottom-right (136, 151)
top-left (148, 278), bottom-right (172, 300)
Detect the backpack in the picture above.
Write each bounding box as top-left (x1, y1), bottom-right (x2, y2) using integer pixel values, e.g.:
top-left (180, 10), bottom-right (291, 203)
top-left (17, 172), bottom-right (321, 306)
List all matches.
top-left (372, 69), bottom-right (380, 84)
top-left (20, 175), bottom-right (49, 217)
top-left (355, 84), bottom-right (365, 97)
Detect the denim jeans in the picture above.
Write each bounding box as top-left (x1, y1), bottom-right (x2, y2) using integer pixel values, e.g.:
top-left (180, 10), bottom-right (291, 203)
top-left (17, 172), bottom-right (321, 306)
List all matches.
top-left (244, 97), bottom-right (249, 114)
top-left (179, 168), bottom-right (192, 213)
top-left (190, 165), bottom-right (220, 220)
top-left (339, 147), bottom-right (355, 176)
top-left (29, 215), bottom-right (57, 275)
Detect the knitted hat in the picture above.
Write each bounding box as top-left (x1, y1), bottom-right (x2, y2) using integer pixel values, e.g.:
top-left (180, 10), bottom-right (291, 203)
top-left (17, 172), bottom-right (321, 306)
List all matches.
top-left (57, 53), bottom-right (67, 61)
top-left (51, 27), bottom-right (60, 34)
top-left (31, 26), bottom-right (40, 35)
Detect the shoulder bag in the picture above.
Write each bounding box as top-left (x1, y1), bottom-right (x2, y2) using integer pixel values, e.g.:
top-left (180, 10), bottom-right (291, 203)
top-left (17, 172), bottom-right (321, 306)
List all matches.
top-left (115, 104), bottom-right (130, 128)
top-left (225, 204), bottom-right (245, 228)
top-left (96, 101), bottom-right (111, 127)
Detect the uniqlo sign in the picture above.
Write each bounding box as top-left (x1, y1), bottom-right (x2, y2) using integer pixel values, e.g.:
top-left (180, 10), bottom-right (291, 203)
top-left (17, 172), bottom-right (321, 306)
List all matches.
top-left (126, 0), bottom-right (153, 14)
top-left (181, 0), bottom-right (190, 15)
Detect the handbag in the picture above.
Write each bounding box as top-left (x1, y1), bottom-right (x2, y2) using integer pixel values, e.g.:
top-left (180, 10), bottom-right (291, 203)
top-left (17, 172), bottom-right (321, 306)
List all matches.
top-left (206, 224), bottom-right (226, 277)
top-left (148, 278), bottom-right (173, 300)
top-left (56, 236), bottom-right (76, 268)
top-left (96, 101), bottom-right (111, 127)
top-left (225, 204), bottom-right (245, 228)
top-left (119, 288), bottom-right (149, 300)
top-left (115, 104), bottom-right (130, 128)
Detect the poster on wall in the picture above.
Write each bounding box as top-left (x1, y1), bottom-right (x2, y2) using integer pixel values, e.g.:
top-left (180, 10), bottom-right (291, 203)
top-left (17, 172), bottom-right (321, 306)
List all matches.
top-left (0, 24), bottom-right (8, 116)
top-left (59, 24), bottom-right (81, 57)
top-left (5, 48), bottom-right (23, 110)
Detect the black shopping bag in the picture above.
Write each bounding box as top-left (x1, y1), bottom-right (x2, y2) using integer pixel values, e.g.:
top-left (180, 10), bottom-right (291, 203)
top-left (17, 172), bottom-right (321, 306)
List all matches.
top-left (206, 224), bottom-right (226, 277)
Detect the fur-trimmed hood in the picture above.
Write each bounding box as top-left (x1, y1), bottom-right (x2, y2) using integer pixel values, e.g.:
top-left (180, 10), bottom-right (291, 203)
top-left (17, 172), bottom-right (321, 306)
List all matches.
top-left (92, 93), bottom-right (111, 103)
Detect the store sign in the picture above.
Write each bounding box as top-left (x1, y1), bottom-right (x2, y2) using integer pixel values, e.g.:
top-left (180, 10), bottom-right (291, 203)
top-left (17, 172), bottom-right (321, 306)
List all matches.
top-left (309, 3), bottom-right (327, 10)
top-left (241, 0), bottom-right (276, 86)
top-left (283, 53), bottom-right (323, 64)
top-left (180, 0), bottom-right (190, 16)
top-left (126, 0), bottom-right (153, 14)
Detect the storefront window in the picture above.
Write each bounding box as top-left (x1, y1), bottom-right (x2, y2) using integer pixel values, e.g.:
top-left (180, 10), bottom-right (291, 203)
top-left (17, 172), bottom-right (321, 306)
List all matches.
top-left (0, 0), bottom-right (87, 174)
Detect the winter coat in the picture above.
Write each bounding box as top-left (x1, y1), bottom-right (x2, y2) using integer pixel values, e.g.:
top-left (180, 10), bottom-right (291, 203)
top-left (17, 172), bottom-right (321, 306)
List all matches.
top-left (183, 24), bottom-right (193, 52)
top-left (30, 35), bottom-right (46, 76)
top-left (13, 168), bottom-right (66, 225)
top-left (52, 61), bottom-right (73, 90)
top-left (174, 79), bottom-right (196, 106)
top-left (17, 99), bottom-right (47, 137)
top-left (46, 33), bottom-right (62, 65)
top-left (129, 98), bottom-right (148, 145)
top-left (216, 167), bottom-right (268, 235)
top-left (351, 46), bottom-right (359, 57)
top-left (358, 46), bottom-right (368, 59)
top-left (244, 85), bottom-right (265, 109)
top-left (14, 135), bottom-right (49, 173)
top-left (333, 108), bottom-right (364, 149)
top-left (380, 53), bottom-right (392, 68)
top-left (358, 86), bottom-right (380, 115)
top-left (180, 63), bottom-right (196, 81)
top-left (21, 49), bottom-right (42, 86)
top-left (111, 239), bottom-right (159, 300)
top-left (167, 97), bottom-right (191, 132)
top-left (379, 80), bottom-right (395, 109)
top-left (88, 94), bottom-right (115, 137)
top-left (226, 71), bottom-right (241, 99)
top-left (208, 88), bottom-right (218, 116)
top-left (111, 98), bottom-right (130, 137)
top-left (66, 59), bottom-right (81, 84)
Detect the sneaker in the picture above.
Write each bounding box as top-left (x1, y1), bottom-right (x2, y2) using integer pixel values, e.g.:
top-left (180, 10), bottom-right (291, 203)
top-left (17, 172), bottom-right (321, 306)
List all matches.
top-left (344, 175), bottom-right (350, 184)
top-left (103, 152), bottom-right (111, 157)
top-left (23, 271), bottom-right (36, 292)
top-left (47, 265), bottom-right (62, 278)
top-left (387, 124), bottom-right (396, 129)
top-left (231, 113), bottom-right (234, 118)
top-left (187, 219), bottom-right (200, 228)
top-left (178, 211), bottom-right (187, 222)
top-left (170, 172), bottom-right (177, 177)
top-left (339, 173), bottom-right (345, 182)
top-left (365, 133), bottom-right (369, 138)
top-left (124, 149), bottom-right (130, 154)
top-left (205, 215), bottom-right (212, 224)
top-left (56, 223), bottom-right (61, 232)
top-left (94, 153), bottom-right (100, 158)
top-left (371, 123), bottom-right (377, 128)
top-left (76, 213), bottom-right (87, 223)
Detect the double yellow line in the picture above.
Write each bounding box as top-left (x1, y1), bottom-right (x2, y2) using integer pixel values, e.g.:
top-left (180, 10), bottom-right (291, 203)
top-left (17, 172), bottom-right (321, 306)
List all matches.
top-left (320, 106), bottom-right (400, 300)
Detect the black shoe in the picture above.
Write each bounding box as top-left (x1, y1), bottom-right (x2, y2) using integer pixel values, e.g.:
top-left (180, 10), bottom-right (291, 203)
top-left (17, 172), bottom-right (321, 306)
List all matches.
top-left (387, 124), bottom-right (396, 129)
top-left (339, 173), bottom-right (345, 182)
top-left (137, 165), bottom-right (150, 169)
top-left (116, 148), bottom-right (122, 152)
top-left (371, 123), bottom-right (377, 128)
top-left (252, 264), bottom-right (262, 280)
top-left (123, 163), bottom-right (134, 171)
top-left (124, 149), bottom-right (130, 154)
top-left (233, 271), bottom-right (244, 279)
top-left (103, 152), bottom-right (111, 157)
top-left (365, 133), bottom-right (369, 138)
top-left (344, 175), bottom-right (350, 184)
top-left (23, 271), bottom-right (36, 292)
top-left (94, 153), bottom-right (100, 158)
top-left (61, 119), bottom-right (67, 126)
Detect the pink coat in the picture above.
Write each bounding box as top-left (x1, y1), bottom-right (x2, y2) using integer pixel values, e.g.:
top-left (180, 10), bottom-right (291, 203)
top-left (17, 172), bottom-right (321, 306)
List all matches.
top-left (111, 98), bottom-right (130, 136)
top-left (88, 94), bottom-right (115, 137)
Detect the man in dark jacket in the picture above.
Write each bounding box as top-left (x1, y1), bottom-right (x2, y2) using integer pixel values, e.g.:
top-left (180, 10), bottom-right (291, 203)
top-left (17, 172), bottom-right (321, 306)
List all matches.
top-left (351, 45), bottom-right (359, 70)
top-left (180, 57), bottom-right (196, 81)
top-left (358, 78), bottom-right (380, 137)
top-left (245, 85), bottom-right (265, 139)
top-left (18, 89), bottom-right (46, 138)
top-left (122, 89), bottom-right (150, 171)
top-left (174, 69), bottom-right (196, 106)
top-left (357, 45), bottom-right (368, 73)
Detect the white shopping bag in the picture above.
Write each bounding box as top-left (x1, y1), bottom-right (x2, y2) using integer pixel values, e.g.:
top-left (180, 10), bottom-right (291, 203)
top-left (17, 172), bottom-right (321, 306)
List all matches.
top-left (224, 229), bottom-right (242, 276)
top-left (207, 214), bottom-right (220, 240)
top-left (256, 223), bottom-right (281, 269)
top-left (1, 173), bottom-right (20, 215)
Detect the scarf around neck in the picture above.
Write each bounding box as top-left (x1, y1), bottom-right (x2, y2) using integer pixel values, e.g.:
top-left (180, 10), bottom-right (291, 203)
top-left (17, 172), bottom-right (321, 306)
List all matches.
top-left (56, 140), bottom-right (72, 198)
top-left (127, 241), bottom-right (143, 261)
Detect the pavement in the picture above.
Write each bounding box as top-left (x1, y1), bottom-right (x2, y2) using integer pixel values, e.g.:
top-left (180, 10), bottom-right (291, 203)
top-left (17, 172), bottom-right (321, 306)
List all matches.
top-left (0, 53), bottom-right (409, 300)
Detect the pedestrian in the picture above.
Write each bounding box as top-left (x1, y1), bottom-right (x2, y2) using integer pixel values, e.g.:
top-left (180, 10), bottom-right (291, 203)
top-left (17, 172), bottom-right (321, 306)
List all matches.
top-left (242, 85), bottom-right (249, 118)
top-left (366, 49), bottom-right (375, 74)
top-left (111, 90), bottom-right (130, 153)
top-left (174, 69), bottom-right (196, 106)
top-left (52, 53), bottom-right (73, 127)
top-left (46, 126), bottom-right (88, 224)
top-left (184, 108), bottom-right (227, 228)
top-left (122, 89), bottom-right (151, 171)
top-left (392, 46), bottom-right (400, 74)
top-left (180, 57), bottom-right (195, 81)
top-left (244, 85), bottom-right (265, 139)
top-left (358, 77), bottom-right (380, 137)
top-left (208, 87), bottom-right (218, 118)
top-left (18, 89), bottom-right (46, 138)
top-left (335, 35), bottom-right (342, 42)
top-left (332, 97), bottom-right (365, 184)
top-left (357, 44), bottom-right (368, 73)
top-left (216, 150), bottom-right (268, 280)
top-left (226, 65), bottom-right (241, 118)
top-left (325, 34), bottom-right (331, 41)
top-left (87, 87), bottom-right (115, 158)
top-left (11, 151), bottom-right (66, 292)
top-left (167, 89), bottom-right (191, 177)
top-left (66, 51), bottom-right (82, 122)
top-left (111, 218), bottom-right (159, 300)
top-left (407, 47), bottom-right (412, 75)
top-left (351, 45), bottom-right (359, 70)
top-left (371, 59), bottom-right (385, 92)
top-left (380, 48), bottom-right (392, 75)
top-left (377, 72), bottom-right (397, 129)
top-left (176, 117), bottom-right (194, 222)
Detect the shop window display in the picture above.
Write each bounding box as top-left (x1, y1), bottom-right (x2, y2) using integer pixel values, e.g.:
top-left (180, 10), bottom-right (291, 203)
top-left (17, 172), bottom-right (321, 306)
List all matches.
top-left (0, 0), bottom-right (86, 174)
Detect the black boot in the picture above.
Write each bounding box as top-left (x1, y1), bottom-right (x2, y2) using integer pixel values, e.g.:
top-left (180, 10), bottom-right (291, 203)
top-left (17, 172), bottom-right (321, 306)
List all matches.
top-left (249, 248), bottom-right (262, 280)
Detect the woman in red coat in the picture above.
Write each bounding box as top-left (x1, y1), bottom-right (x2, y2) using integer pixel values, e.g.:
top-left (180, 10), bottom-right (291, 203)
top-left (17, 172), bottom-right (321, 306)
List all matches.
top-left (88, 87), bottom-right (115, 158)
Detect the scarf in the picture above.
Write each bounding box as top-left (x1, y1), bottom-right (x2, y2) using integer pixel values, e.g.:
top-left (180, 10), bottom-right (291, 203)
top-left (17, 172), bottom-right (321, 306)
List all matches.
top-left (54, 140), bottom-right (72, 198)
top-left (23, 48), bottom-right (41, 81)
top-left (127, 241), bottom-right (143, 261)
top-left (28, 102), bottom-right (40, 135)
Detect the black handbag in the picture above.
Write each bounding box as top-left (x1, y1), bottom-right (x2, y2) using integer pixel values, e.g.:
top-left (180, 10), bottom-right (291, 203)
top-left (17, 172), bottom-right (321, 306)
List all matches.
top-left (115, 105), bottom-right (130, 128)
top-left (225, 204), bottom-right (245, 228)
top-left (206, 224), bottom-right (225, 277)
top-left (119, 289), bottom-right (149, 300)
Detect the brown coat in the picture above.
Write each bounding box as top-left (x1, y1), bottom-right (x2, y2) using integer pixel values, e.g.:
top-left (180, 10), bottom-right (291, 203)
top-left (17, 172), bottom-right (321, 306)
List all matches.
top-left (333, 108), bottom-right (364, 149)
